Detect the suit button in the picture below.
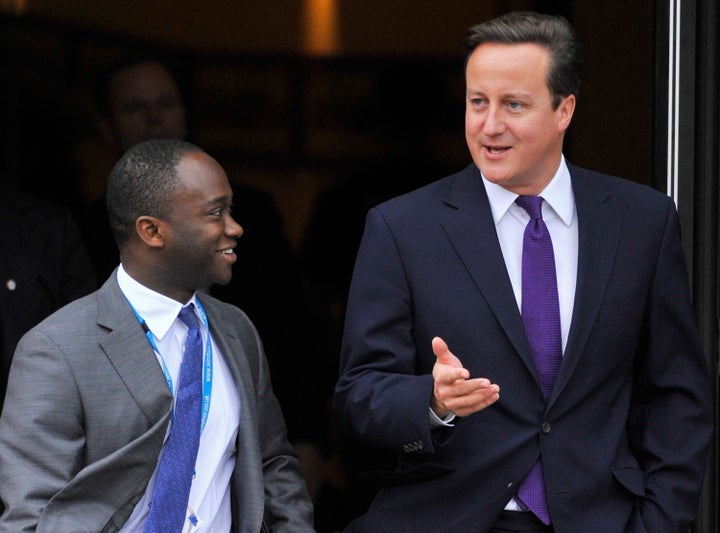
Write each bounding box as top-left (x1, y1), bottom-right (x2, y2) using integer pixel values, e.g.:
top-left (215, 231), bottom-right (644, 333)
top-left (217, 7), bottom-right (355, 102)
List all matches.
top-left (542, 421), bottom-right (551, 434)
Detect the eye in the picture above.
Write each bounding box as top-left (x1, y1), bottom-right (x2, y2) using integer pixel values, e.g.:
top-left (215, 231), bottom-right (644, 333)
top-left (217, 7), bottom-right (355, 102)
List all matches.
top-left (507, 101), bottom-right (523, 111)
top-left (119, 101), bottom-right (145, 114)
top-left (209, 205), bottom-right (235, 218)
top-left (158, 96), bottom-right (180, 110)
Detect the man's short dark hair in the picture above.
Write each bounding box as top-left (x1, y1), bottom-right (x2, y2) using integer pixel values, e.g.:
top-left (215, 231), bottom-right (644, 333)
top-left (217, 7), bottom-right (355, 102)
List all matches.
top-left (107, 139), bottom-right (203, 247)
top-left (464, 11), bottom-right (581, 108)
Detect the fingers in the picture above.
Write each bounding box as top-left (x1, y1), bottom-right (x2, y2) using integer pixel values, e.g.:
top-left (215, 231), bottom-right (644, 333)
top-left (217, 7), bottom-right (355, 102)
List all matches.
top-left (431, 336), bottom-right (499, 418)
top-left (433, 359), bottom-right (469, 383)
top-left (434, 378), bottom-right (500, 417)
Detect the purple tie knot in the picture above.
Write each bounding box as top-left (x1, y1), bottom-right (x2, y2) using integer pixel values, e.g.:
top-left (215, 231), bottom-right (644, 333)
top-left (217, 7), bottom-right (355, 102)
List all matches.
top-left (515, 195), bottom-right (544, 220)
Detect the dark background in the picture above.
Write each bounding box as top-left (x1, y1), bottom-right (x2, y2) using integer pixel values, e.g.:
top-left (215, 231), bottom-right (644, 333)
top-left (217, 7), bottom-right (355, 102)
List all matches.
top-left (12, 1), bottom-right (713, 532)
top-left (0, 0), bottom-right (653, 249)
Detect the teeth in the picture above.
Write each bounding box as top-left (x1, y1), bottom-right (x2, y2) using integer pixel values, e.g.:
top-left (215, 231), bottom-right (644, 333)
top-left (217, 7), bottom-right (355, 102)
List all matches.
top-left (222, 249), bottom-right (234, 255)
top-left (488, 147), bottom-right (505, 153)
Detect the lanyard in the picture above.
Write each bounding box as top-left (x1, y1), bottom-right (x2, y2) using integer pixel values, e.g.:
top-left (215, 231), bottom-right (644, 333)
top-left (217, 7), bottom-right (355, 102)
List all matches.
top-left (128, 299), bottom-right (213, 434)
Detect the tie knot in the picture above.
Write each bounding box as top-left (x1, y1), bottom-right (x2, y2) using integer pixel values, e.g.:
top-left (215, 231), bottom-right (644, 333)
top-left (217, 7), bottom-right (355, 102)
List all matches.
top-left (515, 195), bottom-right (544, 220)
top-left (178, 304), bottom-right (200, 331)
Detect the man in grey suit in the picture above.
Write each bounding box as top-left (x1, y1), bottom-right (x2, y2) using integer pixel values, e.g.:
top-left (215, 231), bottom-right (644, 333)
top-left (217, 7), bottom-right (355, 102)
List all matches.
top-left (0, 139), bottom-right (314, 532)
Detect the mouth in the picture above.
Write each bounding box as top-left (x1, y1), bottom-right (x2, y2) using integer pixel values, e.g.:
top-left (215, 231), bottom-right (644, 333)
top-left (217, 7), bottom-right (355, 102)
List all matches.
top-left (218, 246), bottom-right (237, 261)
top-left (484, 145), bottom-right (511, 155)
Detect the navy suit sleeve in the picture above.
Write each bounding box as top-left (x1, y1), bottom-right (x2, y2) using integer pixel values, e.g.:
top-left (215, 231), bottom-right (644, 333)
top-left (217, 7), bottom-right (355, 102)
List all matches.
top-left (630, 201), bottom-right (712, 531)
top-left (333, 207), bottom-right (437, 454)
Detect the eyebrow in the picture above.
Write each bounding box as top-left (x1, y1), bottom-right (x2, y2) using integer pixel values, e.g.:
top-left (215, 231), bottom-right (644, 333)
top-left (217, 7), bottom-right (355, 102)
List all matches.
top-left (503, 92), bottom-right (533, 100)
top-left (466, 89), bottom-right (533, 101)
top-left (205, 195), bottom-right (233, 207)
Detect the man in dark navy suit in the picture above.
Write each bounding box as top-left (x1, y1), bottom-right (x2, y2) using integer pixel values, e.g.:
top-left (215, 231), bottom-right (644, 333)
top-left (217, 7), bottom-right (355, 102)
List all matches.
top-left (0, 188), bottom-right (96, 409)
top-left (334, 11), bottom-right (712, 532)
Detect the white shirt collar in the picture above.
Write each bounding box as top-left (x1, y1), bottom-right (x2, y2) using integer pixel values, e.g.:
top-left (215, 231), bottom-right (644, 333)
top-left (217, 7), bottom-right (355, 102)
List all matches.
top-left (481, 155), bottom-right (575, 227)
top-left (116, 264), bottom-right (198, 341)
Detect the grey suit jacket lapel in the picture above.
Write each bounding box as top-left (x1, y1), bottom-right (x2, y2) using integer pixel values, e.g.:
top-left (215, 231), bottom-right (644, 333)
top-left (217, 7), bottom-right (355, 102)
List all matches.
top-left (97, 274), bottom-right (172, 423)
top-left (40, 274), bottom-right (174, 532)
top-left (197, 295), bottom-right (248, 396)
top-left (439, 165), bottom-right (536, 378)
top-left (197, 295), bottom-right (256, 424)
top-left (196, 295), bottom-right (266, 531)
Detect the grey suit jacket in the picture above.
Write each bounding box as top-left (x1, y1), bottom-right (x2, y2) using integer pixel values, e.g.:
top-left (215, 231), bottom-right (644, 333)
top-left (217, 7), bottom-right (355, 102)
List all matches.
top-left (0, 273), bottom-right (314, 532)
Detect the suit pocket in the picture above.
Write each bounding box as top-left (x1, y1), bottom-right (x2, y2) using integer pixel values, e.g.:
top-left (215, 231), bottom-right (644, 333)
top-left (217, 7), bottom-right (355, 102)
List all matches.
top-left (611, 466), bottom-right (646, 496)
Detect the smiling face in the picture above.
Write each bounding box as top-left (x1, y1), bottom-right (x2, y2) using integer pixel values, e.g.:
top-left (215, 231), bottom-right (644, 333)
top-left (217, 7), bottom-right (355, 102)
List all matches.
top-left (157, 152), bottom-right (243, 301)
top-left (465, 42), bottom-right (575, 195)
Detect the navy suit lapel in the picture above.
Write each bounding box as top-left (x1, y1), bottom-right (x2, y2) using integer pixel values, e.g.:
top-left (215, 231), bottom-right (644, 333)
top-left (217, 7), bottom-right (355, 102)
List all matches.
top-left (97, 274), bottom-right (173, 426)
top-left (439, 166), bottom-right (536, 378)
top-left (550, 166), bottom-right (622, 403)
top-left (438, 164), bottom-right (623, 400)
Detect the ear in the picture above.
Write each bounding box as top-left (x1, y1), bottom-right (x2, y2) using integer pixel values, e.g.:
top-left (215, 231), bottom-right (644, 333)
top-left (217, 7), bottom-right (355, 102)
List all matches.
top-left (135, 216), bottom-right (167, 249)
top-left (557, 94), bottom-right (576, 132)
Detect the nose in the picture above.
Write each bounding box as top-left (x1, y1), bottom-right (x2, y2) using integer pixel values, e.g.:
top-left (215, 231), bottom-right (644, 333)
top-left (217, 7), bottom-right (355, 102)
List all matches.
top-left (225, 213), bottom-right (243, 238)
top-left (144, 103), bottom-right (163, 125)
top-left (482, 104), bottom-right (505, 136)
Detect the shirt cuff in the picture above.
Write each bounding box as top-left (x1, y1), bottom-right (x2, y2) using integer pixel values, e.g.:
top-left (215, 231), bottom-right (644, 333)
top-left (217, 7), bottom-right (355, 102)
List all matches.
top-left (429, 407), bottom-right (456, 428)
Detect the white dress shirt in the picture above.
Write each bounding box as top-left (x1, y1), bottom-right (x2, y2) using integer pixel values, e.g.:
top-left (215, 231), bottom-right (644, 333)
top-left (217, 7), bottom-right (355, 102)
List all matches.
top-left (484, 156), bottom-right (578, 352)
top-left (116, 265), bottom-right (241, 532)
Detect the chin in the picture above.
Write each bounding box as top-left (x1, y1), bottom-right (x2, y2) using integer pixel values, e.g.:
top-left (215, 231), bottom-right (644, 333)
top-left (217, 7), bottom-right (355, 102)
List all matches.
top-left (212, 274), bottom-right (233, 287)
top-left (482, 172), bottom-right (515, 187)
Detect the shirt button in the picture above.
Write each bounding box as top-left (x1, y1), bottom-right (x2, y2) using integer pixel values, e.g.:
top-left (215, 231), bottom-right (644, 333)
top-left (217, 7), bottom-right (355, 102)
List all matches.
top-left (542, 421), bottom-right (551, 434)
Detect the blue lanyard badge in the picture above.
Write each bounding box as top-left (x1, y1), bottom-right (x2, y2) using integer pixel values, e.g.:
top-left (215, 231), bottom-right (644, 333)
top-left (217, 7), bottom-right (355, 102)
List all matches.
top-left (128, 299), bottom-right (214, 434)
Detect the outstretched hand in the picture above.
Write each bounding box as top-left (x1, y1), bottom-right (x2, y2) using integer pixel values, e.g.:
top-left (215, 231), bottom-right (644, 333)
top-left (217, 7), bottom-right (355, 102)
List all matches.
top-left (431, 336), bottom-right (500, 418)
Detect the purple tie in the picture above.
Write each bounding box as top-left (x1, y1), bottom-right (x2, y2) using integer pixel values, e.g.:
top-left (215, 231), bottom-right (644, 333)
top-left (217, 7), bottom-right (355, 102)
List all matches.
top-left (514, 195), bottom-right (562, 526)
top-left (144, 304), bottom-right (203, 533)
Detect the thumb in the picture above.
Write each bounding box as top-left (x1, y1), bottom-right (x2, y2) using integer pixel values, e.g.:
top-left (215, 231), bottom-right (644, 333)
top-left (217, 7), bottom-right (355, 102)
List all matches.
top-left (432, 336), bottom-right (464, 369)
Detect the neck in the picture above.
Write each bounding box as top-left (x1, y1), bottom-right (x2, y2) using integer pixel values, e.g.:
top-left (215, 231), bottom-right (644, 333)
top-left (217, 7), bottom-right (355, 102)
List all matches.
top-left (122, 262), bottom-right (194, 304)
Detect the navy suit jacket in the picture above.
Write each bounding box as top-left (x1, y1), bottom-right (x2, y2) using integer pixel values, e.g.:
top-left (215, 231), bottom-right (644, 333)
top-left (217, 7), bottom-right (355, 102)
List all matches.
top-left (333, 163), bottom-right (712, 532)
top-left (0, 191), bottom-right (96, 406)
